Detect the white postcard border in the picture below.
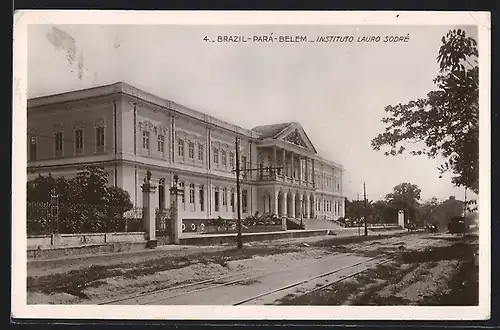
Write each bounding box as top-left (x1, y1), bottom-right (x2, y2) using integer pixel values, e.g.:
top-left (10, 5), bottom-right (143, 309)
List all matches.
top-left (12, 10), bottom-right (491, 321)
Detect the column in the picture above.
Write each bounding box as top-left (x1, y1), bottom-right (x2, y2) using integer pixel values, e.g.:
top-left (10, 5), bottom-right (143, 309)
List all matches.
top-left (298, 156), bottom-right (302, 182)
top-left (310, 194), bottom-right (315, 218)
top-left (283, 192), bottom-right (288, 217)
top-left (282, 149), bottom-right (286, 177)
top-left (291, 152), bottom-right (295, 181)
top-left (273, 188), bottom-right (279, 216)
top-left (305, 195), bottom-right (310, 218)
top-left (141, 174), bottom-right (157, 248)
top-left (273, 146), bottom-right (277, 172)
top-left (298, 194), bottom-right (303, 219)
top-left (305, 157), bottom-right (309, 183)
top-left (312, 159), bottom-right (316, 187)
top-left (291, 192), bottom-right (296, 218)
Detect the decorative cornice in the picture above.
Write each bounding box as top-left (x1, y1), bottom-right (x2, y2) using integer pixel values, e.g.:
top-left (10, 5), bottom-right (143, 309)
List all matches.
top-left (28, 127), bottom-right (40, 135)
top-left (52, 123), bottom-right (64, 132)
top-left (93, 117), bottom-right (107, 127)
top-left (73, 120), bottom-right (85, 129)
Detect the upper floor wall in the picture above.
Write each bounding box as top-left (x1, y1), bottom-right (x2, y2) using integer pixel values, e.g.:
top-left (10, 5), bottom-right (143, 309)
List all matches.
top-left (27, 95), bottom-right (117, 163)
top-left (27, 82), bottom-right (344, 195)
top-left (27, 87), bottom-right (258, 181)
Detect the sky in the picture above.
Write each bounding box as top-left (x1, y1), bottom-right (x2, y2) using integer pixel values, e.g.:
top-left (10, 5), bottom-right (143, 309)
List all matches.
top-left (27, 23), bottom-right (479, 203)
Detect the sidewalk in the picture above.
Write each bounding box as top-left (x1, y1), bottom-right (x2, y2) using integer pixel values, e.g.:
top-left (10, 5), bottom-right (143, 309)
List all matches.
top-left (27, 228), bottom-right (407, 278)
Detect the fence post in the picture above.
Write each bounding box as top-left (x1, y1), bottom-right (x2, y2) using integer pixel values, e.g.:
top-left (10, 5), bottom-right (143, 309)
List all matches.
top-left (141, 171), bottom-right (157, 248)
top-left (50, 190), bottom-right (59, 234)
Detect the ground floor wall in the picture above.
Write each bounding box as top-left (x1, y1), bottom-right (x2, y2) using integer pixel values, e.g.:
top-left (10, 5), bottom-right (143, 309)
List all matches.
top-left (119, 162), bottom-right (258, 221)
top-left (27, 160), bottom-right (345, 221)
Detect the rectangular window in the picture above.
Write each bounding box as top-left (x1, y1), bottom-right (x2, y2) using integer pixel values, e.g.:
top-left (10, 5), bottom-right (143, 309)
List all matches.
top-left (221, 150), bottom-right (227, 166)
top-left (214, 188), bottom-right (220, 212)
top-left (188, 141), bottom-right (195, 159)
top-left (198, 143), bottom-right (204, 161)
top-left (242, 156), bottom-right (247, 171)
top-left (142, 131), bottom-right (150, 150)
top-left (54, 132), bottom-right (63, 157)
top-left (229, 152), bottom-right (235, 169)
top-left (222, 187), bottom-right (227, 206)
top-left (95, 126), bottom-right (105, 152)
top-left (74, 129), bottom-right (83, 155)
top-left (157, 135), bottom-right (164, 153)
top-left (189, 184), bottom-right (195, 204)
top-left (231, 188), bottom-right (235, 212)
top-left (199, 185), bottom-right (204, 211)
top-left (213, 147), bottom-right (219, 164)
top-left (178, 139), bottom-right (184, 157)
top-left (180, 182), bottom-right (185, 203)
top-left (242, 189), bottom-right (248, 213)
top-left (29, 136), bottom-right (37, 161)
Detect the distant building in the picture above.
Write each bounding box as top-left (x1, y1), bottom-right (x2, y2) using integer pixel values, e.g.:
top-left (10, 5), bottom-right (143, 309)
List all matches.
top-left (27, 82), bottom-right (345, 220)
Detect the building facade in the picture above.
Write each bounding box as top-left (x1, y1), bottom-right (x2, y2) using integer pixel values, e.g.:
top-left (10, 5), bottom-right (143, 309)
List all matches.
top-left (27, 82), bottom-right (346, 221)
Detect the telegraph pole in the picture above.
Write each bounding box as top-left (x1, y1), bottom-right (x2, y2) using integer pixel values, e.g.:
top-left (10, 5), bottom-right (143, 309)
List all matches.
top-left (463, 186), bottom-right (467, 237)
top-left (235, 137), bottom-right (243, 249)
top-left (233, 137), bottom-right (283, 249)
top-left (363, 181), bottom-right (368, 236)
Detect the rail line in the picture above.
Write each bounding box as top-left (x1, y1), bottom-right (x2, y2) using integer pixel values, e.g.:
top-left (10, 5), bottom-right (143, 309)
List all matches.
top-left (232, 239), bottom-right (433, 305)
top-left (99, 251), bottom-right (352, 305)
top-left (99, 236), bottom-right (433, 306)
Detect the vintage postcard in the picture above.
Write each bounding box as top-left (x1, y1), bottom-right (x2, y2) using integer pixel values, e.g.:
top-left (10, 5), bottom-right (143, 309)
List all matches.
top-left (12, 10), bottom-right (491, 321)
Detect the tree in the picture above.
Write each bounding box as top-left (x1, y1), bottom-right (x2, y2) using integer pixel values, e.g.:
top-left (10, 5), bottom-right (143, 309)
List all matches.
top-left (385, 182), bottom-right (422, 225)
top-left (371, 29), bottom-right (479, 194)
top-left (27, 165), bottom-right (133, 233)
top-left (419, 197), bottom-right (440, 224)
top-left (372, 200), bottom-right (395, 224)
top-left (345, 199), bottom-right (365, 224)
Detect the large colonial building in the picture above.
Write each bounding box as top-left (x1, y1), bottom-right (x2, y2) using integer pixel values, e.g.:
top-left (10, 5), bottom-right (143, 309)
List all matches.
top-left (27, 82), bottom-right (346, 221)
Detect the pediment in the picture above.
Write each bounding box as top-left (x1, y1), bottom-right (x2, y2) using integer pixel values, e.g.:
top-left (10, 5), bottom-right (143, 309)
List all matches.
top-left (284, 129), bottom-right (308, 148)
top-left (278, 123), bottom-right (317, 154)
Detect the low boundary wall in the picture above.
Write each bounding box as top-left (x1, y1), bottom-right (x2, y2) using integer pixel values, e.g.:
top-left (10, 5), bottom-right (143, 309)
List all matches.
top-left (28, 232), bottom-right (147, 249)
top-left (179, 229), bottom-right (330, 246)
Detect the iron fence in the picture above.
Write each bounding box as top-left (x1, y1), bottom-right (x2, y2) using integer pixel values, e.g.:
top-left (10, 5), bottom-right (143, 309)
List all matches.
top-left (155, 207), bottom-right (172, 237)
top-left (27, 202), bottom-right (144, 236)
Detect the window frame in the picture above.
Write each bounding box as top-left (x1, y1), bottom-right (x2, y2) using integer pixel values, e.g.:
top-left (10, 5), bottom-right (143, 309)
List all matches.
top-left (54, 131), bottom-right (64, 157)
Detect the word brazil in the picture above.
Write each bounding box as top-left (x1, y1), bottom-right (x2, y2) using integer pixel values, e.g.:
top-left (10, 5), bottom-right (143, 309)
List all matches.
top-left (205, 34), bottom-right (309, 43)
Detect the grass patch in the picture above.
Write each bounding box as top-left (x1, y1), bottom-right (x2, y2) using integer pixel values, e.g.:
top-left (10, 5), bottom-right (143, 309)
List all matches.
top-left (399, 242), bottom-right (478, 264)
top-left (418, 246), bottom-right (479, 306)
top-left (310, 232), bottom-right (422, 248)
top-left (27, 246), bottom-right (299, 299)
top-left (277, 280), bottom-right (360, 305)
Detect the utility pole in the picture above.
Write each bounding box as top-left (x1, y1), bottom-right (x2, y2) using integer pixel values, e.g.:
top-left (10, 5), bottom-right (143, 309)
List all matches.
top-left (363, 181), bottom-right (368, 236)
top-left (463, 186), bottom-right (467, 237)
top-left (235, 137), bottom-right (243, 249)
top-left (233, 137), bottom-right (283, 249)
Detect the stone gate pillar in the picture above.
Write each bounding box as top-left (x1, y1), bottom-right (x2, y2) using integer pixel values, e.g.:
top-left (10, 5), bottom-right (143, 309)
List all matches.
top-left (398, 210), bottom-right (405, 228)
top-left (169, 174), bottom-right (183, 244)
top-left (141, 171), bottom-right (157, 249)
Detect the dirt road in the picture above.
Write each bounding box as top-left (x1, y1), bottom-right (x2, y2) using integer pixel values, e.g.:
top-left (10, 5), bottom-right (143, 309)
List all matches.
top-left (27, 231), bottom-right (478, 306)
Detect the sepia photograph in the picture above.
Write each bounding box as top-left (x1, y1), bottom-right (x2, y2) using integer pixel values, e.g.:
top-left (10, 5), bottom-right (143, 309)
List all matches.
top-left (12, 11), bottom-right (490, 320)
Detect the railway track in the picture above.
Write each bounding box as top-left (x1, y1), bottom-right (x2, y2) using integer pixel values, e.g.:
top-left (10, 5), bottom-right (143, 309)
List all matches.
top-left (99, 251), bottom-right (353, 305)
top-left (99, 235), bottom-right (434, 306)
